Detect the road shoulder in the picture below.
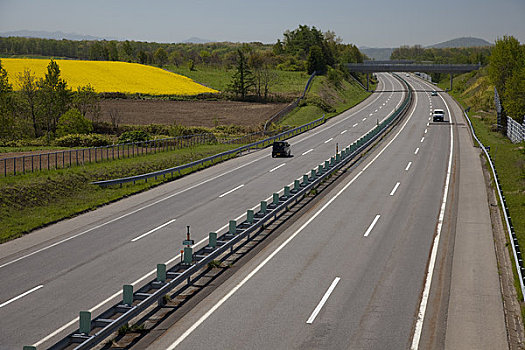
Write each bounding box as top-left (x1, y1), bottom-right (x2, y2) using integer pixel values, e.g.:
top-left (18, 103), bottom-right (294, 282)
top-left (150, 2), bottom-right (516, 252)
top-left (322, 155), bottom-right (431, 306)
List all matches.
top-left (444, 98), bottom-right (508, 349)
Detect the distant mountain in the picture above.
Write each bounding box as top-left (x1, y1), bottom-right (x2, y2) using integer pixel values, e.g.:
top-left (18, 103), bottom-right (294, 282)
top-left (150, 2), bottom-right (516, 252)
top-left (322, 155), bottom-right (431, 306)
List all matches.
top-left (360, 47), bottom-right (394, 61)
top-left (0, 30), bottom-right (117, 41)
top-left (427, 37), bottom-right (492, 48)
top-left (182, 37), bottom-right (213, 44)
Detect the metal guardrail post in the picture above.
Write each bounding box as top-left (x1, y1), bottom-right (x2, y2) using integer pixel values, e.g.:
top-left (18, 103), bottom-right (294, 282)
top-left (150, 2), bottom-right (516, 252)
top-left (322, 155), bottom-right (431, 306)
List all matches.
top-left (284, 186), bottom-right (291, 197)
top-left (209, 232), bottom-right (217, 248)
top-left (229, 220), bottom-right (236, 235)
top-left (294, 180), bottom-right (301, 191)
top-left (272, 193), bottom-right (280, 205)
top-left (247, 210), bottom-right (254, 224)
top-left (260, 201), bottom-right (267, 214)
top-left (123, 285), bottom-right (133, 306)
top-left (23, 346), bottom-right (36, 350)
top-left (157, 264), bottom-right (167, 282)
top-left (79, 311), bottom-right (91, 334)
top-left (303, 174), bottom-right (309, 185)
top-left (183, 247), bottom-right (193, 265)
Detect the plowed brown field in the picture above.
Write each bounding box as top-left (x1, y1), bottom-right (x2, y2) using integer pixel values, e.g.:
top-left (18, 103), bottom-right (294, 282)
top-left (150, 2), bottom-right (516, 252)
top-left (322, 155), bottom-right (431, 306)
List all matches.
top-left (99, 99), bottom-right (287, 128)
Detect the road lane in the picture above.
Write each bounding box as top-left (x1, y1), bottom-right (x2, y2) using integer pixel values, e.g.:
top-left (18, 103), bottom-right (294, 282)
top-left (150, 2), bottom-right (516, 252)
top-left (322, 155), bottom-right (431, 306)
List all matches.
top-left (148, 77), bottom-right (453, 349)
top-left (0, 73), bottom-right (407, 348)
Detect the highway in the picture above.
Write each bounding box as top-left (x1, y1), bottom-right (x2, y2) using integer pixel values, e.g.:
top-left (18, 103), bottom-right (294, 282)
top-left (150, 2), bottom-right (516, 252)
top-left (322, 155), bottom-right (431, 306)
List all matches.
top-left (145, 76), bottom-right (508, 350)
top-left (0, 73), bottom-right (407, 348)
top-left (145, 75), bottom-right (451, 349)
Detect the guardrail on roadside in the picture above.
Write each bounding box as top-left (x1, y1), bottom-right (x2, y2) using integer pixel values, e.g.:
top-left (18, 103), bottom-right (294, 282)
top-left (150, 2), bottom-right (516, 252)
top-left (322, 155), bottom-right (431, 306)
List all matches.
top-left (463, 110), bottom-right (525, 297)
top-left (43, 75), bottom-right (412, 350)
top-left (91, 115), bottom-right (326, 187)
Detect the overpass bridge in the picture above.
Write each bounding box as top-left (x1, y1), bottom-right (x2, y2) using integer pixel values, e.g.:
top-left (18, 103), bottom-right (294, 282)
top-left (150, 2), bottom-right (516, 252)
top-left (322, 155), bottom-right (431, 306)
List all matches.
top-left (346, 61), bottom-right (481, 90)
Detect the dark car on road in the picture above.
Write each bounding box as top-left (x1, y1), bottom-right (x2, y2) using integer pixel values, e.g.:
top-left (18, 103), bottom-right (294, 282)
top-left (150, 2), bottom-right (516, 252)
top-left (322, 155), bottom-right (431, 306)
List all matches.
top-left (272, 141), bottom-right (291, 157)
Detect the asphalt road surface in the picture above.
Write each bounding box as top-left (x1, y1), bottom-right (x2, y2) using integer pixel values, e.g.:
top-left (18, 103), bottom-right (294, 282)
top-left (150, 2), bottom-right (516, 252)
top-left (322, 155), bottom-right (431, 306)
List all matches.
top-left (146, 77), bottom-right (507, 349)
top-left (0, 73), bottom-right (408, 348)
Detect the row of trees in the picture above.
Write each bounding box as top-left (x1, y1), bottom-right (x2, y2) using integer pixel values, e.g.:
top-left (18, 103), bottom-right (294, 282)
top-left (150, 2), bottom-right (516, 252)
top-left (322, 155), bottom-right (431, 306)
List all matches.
top-left (0, 59), bottom-right (99, 141)
top-left (390, 45), bottom-right (491, 65)
top-left (488, 36), bottom-right (525, 122)
top-left (0, 26), bottom-right (365, 74)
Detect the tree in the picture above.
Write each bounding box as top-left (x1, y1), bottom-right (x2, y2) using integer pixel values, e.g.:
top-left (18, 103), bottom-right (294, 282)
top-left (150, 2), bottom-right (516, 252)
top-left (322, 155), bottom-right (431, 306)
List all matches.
top-left (56, 108), bottom-right (93, 137)
top-left (17, 69), bottom-right (40, 137)
top-left (154, 47), bottom-right (168, 67)
top-left (72, 84), bottom-right (100, 122)
top-left (169, 50), bottom-right (183, 67)
top-left (228, 49), bottom-right (255, 99)
top-left (138, 50), bottom-right (148, 64)
top-left (503, 66), bottom-right (525, 122)
top-left (38, 60), bottom-right (72, 138)
top-left (306, 45), bottom-right (326, 74)
top-left (0, 59), bottom-right (15, 139)
top-left (488, 36), bottom-right (523, 96)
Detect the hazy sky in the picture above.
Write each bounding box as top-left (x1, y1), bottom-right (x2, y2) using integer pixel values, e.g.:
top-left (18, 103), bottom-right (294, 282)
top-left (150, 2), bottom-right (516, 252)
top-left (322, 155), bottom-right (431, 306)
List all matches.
top-left (1, 0), bottom-right (524, 47)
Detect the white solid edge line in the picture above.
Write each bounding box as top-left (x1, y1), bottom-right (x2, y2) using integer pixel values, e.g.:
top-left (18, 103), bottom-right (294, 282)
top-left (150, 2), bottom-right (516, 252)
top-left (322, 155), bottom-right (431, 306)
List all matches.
top-left (0, 153), bottom-right (267, 270)
top-left (0, 285), bottom-right (44, 308)
top-left (32, 74), bottom-right (402, 347)
top-left (324, 138), bottom-right (333, 144)
top-left (164, 81), bottom-right (419, 350)
top-left (364, 215), bottom-right (381, 237)
top-left (269, 163), bottom-right (286, 173)
top-left (405, 162), bottom-right (412, 171)
top-left (34, 191), bottom-right (279, 347)
top-left (306, 277), bottom-right (341, 324)
top-left (8, 76), bottom-right (398, 270)
top-left (410, 80), bottom-right (454, 350)
top-left (131, 218), bottom-right (177, 242)
top-left (218, 184), bottom-right (245, 198)
top-left (302, 149), bottom-right (314, 156)
top-left (390, 182), bottom-right (401, 196)
top-left (415, 147), bottom-right (420, 155)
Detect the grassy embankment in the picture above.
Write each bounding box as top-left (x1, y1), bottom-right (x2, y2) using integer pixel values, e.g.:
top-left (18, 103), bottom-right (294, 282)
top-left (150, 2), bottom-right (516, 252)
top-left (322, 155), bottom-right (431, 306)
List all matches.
top-left (0, 143), bottom-right (240, 243)
top-left (280, 75), bottom-right (374, 127)
top-left (438, 69), bottom-right (525, 301)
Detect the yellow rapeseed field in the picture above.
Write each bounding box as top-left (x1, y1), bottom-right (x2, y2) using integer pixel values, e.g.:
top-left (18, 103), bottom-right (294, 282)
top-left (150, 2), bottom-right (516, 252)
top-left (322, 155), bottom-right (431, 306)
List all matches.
top-left (2, 58), bottom-right (218, 95)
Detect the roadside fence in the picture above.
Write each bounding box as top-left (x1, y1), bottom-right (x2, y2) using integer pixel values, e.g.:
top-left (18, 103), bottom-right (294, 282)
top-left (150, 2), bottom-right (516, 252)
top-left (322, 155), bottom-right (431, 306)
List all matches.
top-left (1, 133), bottom-right (217, 177)
top-left (506, 116), bottom-right (525, 143)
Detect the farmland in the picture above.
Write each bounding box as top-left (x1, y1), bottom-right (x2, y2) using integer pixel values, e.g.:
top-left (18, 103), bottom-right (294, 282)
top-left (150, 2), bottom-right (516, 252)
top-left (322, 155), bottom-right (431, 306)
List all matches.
top-left (2, 58), bottom-right (218, 95)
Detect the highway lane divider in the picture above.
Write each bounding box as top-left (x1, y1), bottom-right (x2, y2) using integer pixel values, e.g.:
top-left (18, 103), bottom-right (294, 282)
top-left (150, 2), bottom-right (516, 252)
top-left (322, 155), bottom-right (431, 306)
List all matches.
top-left (41, 74), bottom-right (412, 350)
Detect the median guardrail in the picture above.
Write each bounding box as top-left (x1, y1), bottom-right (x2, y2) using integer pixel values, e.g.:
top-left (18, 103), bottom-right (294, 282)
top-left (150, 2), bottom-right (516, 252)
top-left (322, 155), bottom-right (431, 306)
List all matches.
top-left (463, 110), bottom-right (525, 297)
top-left (41, 74), bottom-right (412, 350)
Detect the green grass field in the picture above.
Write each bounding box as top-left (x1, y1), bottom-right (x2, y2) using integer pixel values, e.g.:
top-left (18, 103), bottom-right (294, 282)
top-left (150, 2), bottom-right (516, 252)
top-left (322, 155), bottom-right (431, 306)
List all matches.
top-left (0, 143), bottom-right (240, 242)
top-left (280, 77), bottom-right (373, 127)
top-left (166, 64), bottom-right (310, 95)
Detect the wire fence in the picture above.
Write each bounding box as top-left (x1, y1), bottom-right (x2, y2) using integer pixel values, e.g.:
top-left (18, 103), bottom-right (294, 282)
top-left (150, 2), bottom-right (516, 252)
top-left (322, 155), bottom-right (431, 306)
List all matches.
top-left (0, 133), bottom-right (217, 176)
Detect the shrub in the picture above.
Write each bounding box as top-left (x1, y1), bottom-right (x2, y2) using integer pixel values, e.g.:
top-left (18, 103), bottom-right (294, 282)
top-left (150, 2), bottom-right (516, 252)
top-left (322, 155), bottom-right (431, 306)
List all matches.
top-left (55, 134), bottom-right (111, 147)
top-left (118, 130), bottom-right (150, 143)
top-left (56, 108), bottom-right (93, 137)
